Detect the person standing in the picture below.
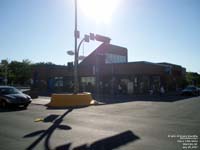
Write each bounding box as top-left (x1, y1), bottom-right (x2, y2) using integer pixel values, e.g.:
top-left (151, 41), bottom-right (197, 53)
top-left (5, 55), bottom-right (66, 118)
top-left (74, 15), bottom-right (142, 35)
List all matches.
top-left (160, 86), bottom-right (165, 95)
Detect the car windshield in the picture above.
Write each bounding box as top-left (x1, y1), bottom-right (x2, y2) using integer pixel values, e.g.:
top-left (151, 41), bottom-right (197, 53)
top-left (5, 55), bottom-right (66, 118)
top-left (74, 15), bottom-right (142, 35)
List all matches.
top-left (0, 87), bottom-right (21, 95)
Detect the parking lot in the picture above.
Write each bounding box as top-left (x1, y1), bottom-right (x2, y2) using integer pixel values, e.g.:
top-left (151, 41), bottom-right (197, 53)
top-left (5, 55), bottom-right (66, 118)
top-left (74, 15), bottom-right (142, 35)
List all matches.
top-left (0, 96), bottom-right (199, 150)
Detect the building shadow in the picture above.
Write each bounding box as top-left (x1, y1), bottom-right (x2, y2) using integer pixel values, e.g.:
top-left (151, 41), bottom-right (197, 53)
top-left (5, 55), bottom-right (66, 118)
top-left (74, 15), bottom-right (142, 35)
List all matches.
top-left (56, 130), bottom-right (140, 150)
top-left (93, 93), bottom-right (197, 105)
top-left (23, 108), bottom-right (73, 150)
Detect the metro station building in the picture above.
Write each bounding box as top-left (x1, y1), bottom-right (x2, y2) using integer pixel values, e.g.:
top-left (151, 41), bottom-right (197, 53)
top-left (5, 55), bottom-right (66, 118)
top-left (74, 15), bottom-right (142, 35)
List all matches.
top-left (32, 43), bottom-right (186, 95)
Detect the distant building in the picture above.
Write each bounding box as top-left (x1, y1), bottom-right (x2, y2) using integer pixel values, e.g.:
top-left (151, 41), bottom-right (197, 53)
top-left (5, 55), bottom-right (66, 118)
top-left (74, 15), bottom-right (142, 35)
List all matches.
top-left (31, 64), bottom-right (73, 94)
top-left (32, 43), bottom-right (186, 95)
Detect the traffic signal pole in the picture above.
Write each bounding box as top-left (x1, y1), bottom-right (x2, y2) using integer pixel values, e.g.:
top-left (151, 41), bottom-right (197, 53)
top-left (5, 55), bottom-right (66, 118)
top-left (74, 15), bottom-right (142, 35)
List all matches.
top-left (73, 0), bottom-right (111, 94)
top-left (74, 0), bottom-right (78, 94)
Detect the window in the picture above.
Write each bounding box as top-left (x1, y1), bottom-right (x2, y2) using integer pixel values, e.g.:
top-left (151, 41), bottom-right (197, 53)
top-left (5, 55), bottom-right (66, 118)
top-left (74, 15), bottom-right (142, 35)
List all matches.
top-left (81, 77), bottom-right (95, 85)
top-left (105, 53), bottom-right (126, 64)
top-left (54, 77), bottom-right (63, 87)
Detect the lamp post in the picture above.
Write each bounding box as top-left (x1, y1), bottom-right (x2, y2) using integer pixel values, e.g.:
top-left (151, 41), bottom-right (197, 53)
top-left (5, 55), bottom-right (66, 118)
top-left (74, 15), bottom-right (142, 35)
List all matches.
top-left (74, 0), bottom-right (78, 94)
top-left (72, 34), bottom-right (89, 94)
top-left (73, 0), bottom-right (111, 94)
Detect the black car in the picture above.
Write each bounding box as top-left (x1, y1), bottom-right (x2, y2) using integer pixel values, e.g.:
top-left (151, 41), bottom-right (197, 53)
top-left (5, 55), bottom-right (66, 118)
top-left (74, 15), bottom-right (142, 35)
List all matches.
top-left (0, 86), bottom-right (32, 108)
top-left (181, 86), bottom-right (199, 96)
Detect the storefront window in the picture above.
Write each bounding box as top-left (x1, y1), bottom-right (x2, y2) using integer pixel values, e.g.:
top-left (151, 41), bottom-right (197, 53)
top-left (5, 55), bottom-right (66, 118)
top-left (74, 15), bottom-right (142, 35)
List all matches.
top-left (54, 77), bottom-right (63, 87)
top-left (81, 77), bottom-right (96, 85)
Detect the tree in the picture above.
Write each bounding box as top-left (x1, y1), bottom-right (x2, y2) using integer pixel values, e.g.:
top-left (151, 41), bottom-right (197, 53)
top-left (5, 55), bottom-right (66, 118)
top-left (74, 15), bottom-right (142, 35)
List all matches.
top-left (0, 59), bottom-right (9, 85)
top-left (33, 62), bottom-right (56, 66)
top-left (8, 59), bottom-right (32, 85)
top-left (186, 72), bottom-right (200, 87)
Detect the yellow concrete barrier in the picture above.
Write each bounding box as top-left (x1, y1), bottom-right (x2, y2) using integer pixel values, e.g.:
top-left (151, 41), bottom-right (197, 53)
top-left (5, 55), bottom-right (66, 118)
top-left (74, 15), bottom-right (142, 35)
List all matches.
top-left (47, 92), bottom-right (94, 107)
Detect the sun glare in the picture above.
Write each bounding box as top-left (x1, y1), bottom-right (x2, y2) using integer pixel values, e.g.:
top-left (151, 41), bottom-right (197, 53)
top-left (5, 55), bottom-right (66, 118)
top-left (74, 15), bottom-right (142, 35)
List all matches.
top-left (78, 0), bottom-right (120, 23)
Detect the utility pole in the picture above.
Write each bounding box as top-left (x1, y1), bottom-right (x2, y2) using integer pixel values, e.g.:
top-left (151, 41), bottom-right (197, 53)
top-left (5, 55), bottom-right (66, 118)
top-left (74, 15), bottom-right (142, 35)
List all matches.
top-left (74, 0), bottom-right (78, 94)
top-left (72, 0), bottom-right (111, 94)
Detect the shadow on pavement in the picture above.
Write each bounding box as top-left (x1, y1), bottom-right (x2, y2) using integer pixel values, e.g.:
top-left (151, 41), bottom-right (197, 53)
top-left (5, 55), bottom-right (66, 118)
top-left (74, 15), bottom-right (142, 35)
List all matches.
top-left (43, 114), bottom-right (60, 122)
top-left (23, 106), bottom-right (140, 150)
top-left (56, 130), bottom-right (140, 150)
top-left (0, 107), bottom-right (27, 113)
top-left (45, 105), bottom-right (90, 110)
top-left (93, 94), bottom-right (196, 105)
top-left (24, 108), bottom-right (73, 150)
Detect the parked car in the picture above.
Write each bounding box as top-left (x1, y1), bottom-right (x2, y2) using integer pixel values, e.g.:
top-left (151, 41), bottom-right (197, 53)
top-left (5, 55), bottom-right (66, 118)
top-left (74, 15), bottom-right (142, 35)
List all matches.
top-left (181, 86), bottom-right (200, 96)
top-left (0, 86), bottom-right (32, 109)
top-left (198, 87), bottom-right (200, 96)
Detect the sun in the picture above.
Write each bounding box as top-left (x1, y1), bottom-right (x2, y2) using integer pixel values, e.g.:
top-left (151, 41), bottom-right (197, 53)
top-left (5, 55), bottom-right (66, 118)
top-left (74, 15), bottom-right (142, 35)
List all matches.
top-left (78, 0), bottom-right (120, 23)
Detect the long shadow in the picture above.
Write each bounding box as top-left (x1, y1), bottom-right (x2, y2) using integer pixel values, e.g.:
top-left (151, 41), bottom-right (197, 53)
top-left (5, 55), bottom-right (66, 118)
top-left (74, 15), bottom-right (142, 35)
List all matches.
top-left (93, 93), bottom-right (198, 105)
top-left (46, 105), bottom-right (89, 110)
top-left (56, 130), bottom-right (140, 150)
top-left (0, 107), bottom-right (26, 113)
top-left (24, 108), bottom-right (73, 150)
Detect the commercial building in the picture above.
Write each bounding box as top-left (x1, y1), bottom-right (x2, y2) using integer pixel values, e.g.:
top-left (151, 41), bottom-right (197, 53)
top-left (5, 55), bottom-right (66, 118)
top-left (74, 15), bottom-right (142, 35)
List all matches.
top-left (32, 43), bottom-right (186, 95)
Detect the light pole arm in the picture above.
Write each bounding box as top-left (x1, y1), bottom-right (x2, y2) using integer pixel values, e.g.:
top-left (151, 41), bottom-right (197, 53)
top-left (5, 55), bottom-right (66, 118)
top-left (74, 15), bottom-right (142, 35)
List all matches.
top-left (77, 38), bottom-right (85, 57)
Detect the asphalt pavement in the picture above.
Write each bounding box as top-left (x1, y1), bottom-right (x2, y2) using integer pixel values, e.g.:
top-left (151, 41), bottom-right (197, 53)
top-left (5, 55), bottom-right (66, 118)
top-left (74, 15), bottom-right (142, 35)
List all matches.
top-left (0, 96), bottom-right (199, 150)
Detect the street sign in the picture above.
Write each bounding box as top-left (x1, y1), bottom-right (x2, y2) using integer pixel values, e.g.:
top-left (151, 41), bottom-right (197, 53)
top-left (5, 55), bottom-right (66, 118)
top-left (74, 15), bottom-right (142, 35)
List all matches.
top-left (95, 34), bottom-right (111, 43)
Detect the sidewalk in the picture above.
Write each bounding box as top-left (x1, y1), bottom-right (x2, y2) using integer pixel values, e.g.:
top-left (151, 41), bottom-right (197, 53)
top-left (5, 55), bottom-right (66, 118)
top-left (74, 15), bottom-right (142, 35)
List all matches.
top-left (31, 96), bottom-right (51, 105)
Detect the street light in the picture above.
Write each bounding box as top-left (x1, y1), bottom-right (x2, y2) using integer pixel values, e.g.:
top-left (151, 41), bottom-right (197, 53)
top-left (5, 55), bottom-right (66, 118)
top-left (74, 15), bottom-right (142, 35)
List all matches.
top-left (73, 32), bottom-right (90, 93)
top-left (67, 50), bottom-right (86, 61)
top-left (74, 0), bottom-right (80, 94)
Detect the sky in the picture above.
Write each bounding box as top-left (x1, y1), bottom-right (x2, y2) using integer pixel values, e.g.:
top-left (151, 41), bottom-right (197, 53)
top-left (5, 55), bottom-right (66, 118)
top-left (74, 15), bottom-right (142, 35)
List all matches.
top-left (0, 0), bottom-right (200, 73)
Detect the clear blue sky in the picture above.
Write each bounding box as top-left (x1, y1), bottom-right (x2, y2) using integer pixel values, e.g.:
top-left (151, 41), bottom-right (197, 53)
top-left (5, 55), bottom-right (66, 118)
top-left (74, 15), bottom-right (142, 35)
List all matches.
top-left (0, 0), bottom-right (200, 73)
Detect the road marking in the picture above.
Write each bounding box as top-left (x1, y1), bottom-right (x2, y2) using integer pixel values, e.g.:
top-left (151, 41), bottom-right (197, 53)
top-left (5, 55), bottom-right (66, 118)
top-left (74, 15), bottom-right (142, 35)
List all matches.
top-left (34, 118), bottom-right (44, 122)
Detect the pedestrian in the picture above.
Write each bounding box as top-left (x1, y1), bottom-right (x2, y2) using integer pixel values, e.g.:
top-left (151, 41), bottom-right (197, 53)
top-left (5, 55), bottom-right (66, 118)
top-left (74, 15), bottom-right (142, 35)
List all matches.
top-left (160, 86), bottom-right (165, 95)
top-left (118, 84), bottom-right (122, 95)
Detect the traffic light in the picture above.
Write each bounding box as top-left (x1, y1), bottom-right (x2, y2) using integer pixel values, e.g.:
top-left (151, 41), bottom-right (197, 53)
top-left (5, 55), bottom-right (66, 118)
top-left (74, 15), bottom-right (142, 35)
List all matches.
top-left (84, 34), bottom-right (90, 42)
top-left (95, 34), bottom-right (111, 43)
top-left (90, 33), bottom-right (95, 40)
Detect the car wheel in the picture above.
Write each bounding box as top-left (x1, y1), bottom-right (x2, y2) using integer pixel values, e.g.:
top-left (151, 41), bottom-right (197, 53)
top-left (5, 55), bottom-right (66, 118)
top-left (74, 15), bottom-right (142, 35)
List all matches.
top-left (23, 104), bottom-right (29, 109)
top-left (1, 100), bottom-right (7, 108)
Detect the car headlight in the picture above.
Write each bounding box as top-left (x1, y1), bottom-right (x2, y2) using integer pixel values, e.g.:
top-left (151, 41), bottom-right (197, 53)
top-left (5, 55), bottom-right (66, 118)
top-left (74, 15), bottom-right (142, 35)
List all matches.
top-left (27, 96), bottom-right (32, 100)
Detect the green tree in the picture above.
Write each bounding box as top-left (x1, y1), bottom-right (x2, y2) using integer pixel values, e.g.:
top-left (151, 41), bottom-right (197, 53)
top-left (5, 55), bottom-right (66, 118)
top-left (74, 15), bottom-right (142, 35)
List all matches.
top-left (0, 59), bottom-right (9, 85)
top-left (8, 59), bottom-right (32, 85)
top-left (186, 72), bottom-right (200, 87)
top-left (33, 62), bottom-right (56, 66)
